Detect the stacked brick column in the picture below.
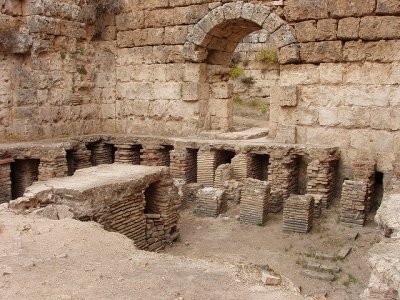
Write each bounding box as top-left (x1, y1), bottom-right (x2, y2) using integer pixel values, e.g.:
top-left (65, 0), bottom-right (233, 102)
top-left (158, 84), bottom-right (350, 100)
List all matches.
top-left (71, 146), bottom-right (92, 170)
top-left (340, 180), bottom-right (368, 226)
top-left (141, 145), bottom-right (171, 166)
top-left (283, 195), bottom-right (314, 233)
top-left (0, 159), bottom-right (13, 203)
top-left (352, 158), bottom-right (376, 213)
top-left (197, 149), bottom-right (218, 187)
top-left (231, 153), bottom-right (249, 180)
top-left (269, 150), bottom-right (297, 200)
top-left (114, 144), bottom-right (141, 164)
top-left (196, 187), bottom-right (226, 217)
top-left (38, 153), bottom-right (68, 181)
top-left (170, 148), bottom-right (197, 182)
top-left (91, 142), bottom-right (114, 165)
top-left (240, 179), bottom-right (270, 225)
top-left (307, 156), bottom-right (339, 209)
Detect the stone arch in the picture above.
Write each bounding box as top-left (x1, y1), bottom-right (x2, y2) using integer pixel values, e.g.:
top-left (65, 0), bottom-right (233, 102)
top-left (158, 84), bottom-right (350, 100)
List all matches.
top-left (183, 2), bottom-right (299, 132)
top-left (183, 2), bottom-right (299, 65)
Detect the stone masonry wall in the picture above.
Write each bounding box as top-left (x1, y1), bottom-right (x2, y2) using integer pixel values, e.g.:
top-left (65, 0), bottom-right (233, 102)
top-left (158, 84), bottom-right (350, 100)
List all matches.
top-left (1, 0), bottom-right (400, 179)
top-left (0, 0), bottom-right (117, 140)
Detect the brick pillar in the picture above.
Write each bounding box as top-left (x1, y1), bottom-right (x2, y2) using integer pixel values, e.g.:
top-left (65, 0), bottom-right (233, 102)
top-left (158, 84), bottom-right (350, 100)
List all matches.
top-left (38, 153), bottom-right (68, 181)
top-left (240, 179), bottom-right (270, 225)
top-left (170, 149), bottom-right (188, 179)
top-left (340, 180), bottom-right (368, 226)
top-left (352, 157), bottom-right (375, 213)
top-left (268, 150), bottom-right (297, 201)
top-left (115, 144), bottom-right (137, 164)
top-left (72, 145), bottom-right (92, 170)
top-left (141, 145), bottom-right (171, 166)
top-left (197, 149), bottom-right (218, 187)
top-left (231, 153), bottom-right (249, 180)
top-left (0, 159), bottom-right (13, 203)
top-left (91, 142), bottom-right (114, 165)
top-left (307, 157), bottom-right (339, 209)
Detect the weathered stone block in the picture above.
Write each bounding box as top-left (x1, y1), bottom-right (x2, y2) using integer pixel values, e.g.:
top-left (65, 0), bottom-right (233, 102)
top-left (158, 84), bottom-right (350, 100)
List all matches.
top-left (278, 44), bottom-right (300, 64)
top-left (359, 16), bottom-right (400, 40)
top-left (280, 64), bottom-right (320, 86)
top-left (164, 26), bottom-right (188, 45)
top-left (295, 20), bottom-right (317, 43)
top-left (343, 40), bottom-right (400, 62)
top-left (275, 124), bottom-right (296, 144)
top-left (328, 0), bottom-right (375, 17)
top-left (300, 41), bottom-right (342, 63)
top-left (319, 63), bottom-right (343, 84)
top-left (317, 19), bottom-right (337, 40)
top-left (272, 86), bottom-right (298, 107)
top-left (116, 12), bottom-right (145, 31)
top-left (319, 107), bottom-right (339, 126)
top-left (338, 18), bottom-right (360, 40)
top-left (284, 0), bottom-right (329, 21)
top-left (376, 0), bottom-right (400, 14)
top-left (270, 24), bottom-right (296, 48)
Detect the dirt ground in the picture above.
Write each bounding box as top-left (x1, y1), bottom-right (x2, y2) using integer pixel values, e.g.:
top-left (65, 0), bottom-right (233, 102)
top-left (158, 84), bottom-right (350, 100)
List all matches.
top-left (0, 207), bottom-right (306, 300)
top-left (167, 200), bottom-right (381, 300)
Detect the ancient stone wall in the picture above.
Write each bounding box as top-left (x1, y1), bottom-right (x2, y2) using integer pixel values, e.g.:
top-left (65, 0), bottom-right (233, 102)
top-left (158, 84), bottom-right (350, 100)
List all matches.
top-left (0, 0), bottom-right (117, 140)
top-left (1, 0), bottom-right (399, 179)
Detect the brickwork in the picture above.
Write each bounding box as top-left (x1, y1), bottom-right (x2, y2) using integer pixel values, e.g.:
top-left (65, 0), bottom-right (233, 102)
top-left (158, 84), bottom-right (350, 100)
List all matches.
top-left (283, 195), bottom-right (314, 233)
top-left (38, 154), bottom-right (68, 181)
top-left (90, 142), bottom-right (115, 165)
top-left (240, 179), bottom-right (270, 225)
top-left (71, 145), bottom-right (92, 170)
top-left (307, 155), bottom-right (339, 209)
top-left (0, 159), bottom-right (13, 203)
top-left (170, 148), bottom-right (198, 182)
top-left (196, 187), bottom-right (226, 218)
top-left (10, 159), bottom-right (40, 199)
top-left (197, 149), bottom-right (218, 187)
top-left (340, 180), bottom-right (368, 226)
top-left (141, 146), bottom-right (171, 167)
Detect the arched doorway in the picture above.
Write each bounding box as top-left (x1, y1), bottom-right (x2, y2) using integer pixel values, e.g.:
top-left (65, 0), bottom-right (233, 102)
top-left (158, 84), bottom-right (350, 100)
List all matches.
top-left (183, 2), bottom-right (299, 132)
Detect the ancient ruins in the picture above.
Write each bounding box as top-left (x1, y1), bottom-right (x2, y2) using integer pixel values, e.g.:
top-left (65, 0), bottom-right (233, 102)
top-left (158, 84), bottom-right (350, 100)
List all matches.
top-left (0, 0), bottom-right (399, 299)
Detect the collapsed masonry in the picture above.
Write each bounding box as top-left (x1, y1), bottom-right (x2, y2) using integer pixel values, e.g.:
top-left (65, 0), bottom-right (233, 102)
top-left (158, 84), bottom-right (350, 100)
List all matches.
top-left (8, 164), bottom-right (180, 252)
top-left (0, 133), bottom-right (388, 239)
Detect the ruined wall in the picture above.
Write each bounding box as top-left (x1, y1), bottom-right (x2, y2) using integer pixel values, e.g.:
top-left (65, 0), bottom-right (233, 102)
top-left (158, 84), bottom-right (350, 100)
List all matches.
top-left (1, 0), bottom-right (400, 179)
top-left (0, 0), bottom-right (117, 140)
top-left (269, 0), bottom-right (400, 177)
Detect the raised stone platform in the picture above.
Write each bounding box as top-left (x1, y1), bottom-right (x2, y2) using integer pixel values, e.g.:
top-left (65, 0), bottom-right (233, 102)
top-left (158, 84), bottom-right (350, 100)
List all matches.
top-left (9, 164), bottom-right (180, 251)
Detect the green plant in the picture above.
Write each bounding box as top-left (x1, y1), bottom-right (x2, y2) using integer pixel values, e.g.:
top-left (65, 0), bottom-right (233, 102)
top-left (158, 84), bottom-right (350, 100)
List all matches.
top-left (343, 274), bottom-right (357, 287)
top-left (241, 76), bottom-right (255, 85)
top-left (77, 65), bottom-right (87, 75)
top-left (60, 51), bottom-right (66, 60)
top-left (230, 66), bottom-right (244, 79)
top-left (259, 103), bottom-right (269, 115)
top-left (79, 47), bottom-right (85, 55)
top-left (258, 49), bottom-right (278, 64)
